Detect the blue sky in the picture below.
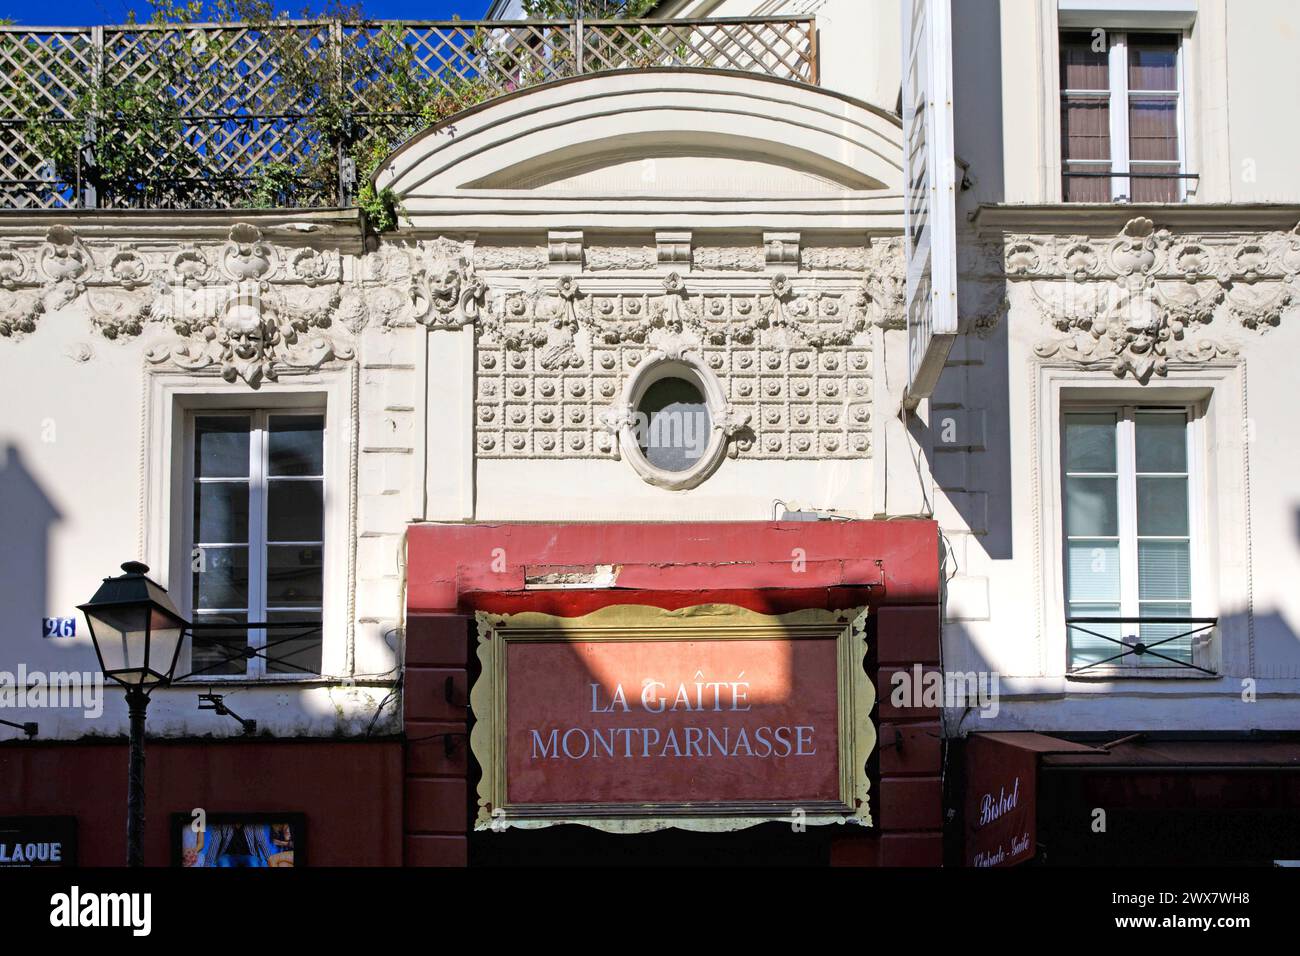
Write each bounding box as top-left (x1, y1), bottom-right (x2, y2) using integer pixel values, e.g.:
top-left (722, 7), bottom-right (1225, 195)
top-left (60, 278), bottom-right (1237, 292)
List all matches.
top-left (1, 0), bottom-right (491, 26)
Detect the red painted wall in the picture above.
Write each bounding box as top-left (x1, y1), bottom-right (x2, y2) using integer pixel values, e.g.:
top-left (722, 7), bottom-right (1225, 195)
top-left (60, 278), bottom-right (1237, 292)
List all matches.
top-left (404, 520), bottom-right (944, 867)
top-left (0, 739), bottom-right (403, 866)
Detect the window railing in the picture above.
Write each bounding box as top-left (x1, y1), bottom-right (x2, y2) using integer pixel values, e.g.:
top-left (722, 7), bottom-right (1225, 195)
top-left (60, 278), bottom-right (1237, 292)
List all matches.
top-left (1066, 615), bottom-right (1218, 675)
top-left (0, 16), bottom-right (817, 211)
top-left (1061, 170), bottom-right (1199, 203)
top-left (177, 619), bottom-right (324, 681)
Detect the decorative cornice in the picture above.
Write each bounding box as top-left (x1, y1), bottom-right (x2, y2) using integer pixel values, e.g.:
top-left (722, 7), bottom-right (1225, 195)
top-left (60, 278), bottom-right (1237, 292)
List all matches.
top-left (1005, 216), bottom-right (1300, 381)
top-left (0, 227), bottom-right (907, 419)
top-left (0, 223), bottom-right (363, 387)
top-left (145, 280), bottom-right (354, 387)
top-left (0, 208), bottom-right (367, 244)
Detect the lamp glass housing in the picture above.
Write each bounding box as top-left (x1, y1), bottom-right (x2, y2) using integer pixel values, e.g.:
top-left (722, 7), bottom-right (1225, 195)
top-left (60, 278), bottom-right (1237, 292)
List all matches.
top-left (79, 563), bottom-right (187, 687)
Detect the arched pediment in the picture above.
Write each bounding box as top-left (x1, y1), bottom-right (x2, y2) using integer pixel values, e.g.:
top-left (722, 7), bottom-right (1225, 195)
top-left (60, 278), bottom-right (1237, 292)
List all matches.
top-left (375, 69), bottom-right (904, 232)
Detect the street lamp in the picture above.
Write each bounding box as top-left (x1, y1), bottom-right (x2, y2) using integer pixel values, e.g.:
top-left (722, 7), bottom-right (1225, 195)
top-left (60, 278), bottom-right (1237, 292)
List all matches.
top-left (78, 561), bottom-right (187, 867)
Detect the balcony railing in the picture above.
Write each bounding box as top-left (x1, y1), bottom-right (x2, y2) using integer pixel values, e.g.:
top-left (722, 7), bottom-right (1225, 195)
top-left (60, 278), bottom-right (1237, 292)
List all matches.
top-left (1061, 170), bottom-right (1200, 204)
top-left (1066, 615), bottom-right (1218, 675)
top-left (179, 619), bottom-right (324, 680)
top-left (0, 16), bottom-right (818, 211)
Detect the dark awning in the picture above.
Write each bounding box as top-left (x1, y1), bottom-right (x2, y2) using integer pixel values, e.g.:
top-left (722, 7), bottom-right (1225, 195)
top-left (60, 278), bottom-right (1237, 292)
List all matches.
top-left (1041, 738), bottom-right (1300, 769)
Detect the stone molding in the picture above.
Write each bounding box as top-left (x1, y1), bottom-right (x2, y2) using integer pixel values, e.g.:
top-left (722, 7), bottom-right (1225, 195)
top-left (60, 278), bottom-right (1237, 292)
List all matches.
top-left (1001, 216), bottom-right (1300, 381)
top-left (471, 249), bottom-right (902, 462)
top-left (0, 226), bottom-right (907, 472)
top-left (0, 225), bottom-right (492, 385)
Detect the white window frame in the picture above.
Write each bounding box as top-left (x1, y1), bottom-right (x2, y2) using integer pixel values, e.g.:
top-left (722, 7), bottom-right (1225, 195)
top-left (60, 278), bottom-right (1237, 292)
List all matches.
top-left (1059, 27), bottom-right (1188, 202)
top-left (1059, 402), bottom-right (1208, 673)
top-left (183, 408), bottom-right (326, 680)
top-left (1033, 368), bottom-right (1247, 682)
top-left (141, 370), bottom-right (353, 685)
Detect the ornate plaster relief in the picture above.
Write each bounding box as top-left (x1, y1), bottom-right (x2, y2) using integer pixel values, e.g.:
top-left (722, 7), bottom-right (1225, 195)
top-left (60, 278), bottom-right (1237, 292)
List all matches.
top-left (1004, 217), bottom-right (1300, 381)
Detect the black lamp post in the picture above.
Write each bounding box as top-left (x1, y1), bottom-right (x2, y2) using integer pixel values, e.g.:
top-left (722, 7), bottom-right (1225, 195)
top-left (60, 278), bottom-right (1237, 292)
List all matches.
top-left (78, 561), bottom-right (187, 867)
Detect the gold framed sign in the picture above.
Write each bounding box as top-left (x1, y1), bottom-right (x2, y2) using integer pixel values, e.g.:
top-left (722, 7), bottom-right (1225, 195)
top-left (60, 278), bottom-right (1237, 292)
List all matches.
top-left (469, 603), bottom-right (874, 833)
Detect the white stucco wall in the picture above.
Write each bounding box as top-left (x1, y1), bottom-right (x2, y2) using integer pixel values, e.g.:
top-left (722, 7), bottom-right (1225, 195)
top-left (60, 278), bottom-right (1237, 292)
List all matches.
top-left (974, 0), bottom-right (1300, 207)
top-left (938, 0), bottom-right (1300, 734)
top-left (0, 213), bottom-right (408, 740)
top-left (939, 207), bottom-right (1300, 734)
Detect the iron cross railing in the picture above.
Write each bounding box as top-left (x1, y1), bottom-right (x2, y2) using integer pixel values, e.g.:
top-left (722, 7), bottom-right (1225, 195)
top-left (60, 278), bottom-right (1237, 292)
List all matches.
top-left (0, 16), bottom-right (818, 211)
top-left (176, 619), bottom-right (324, 681)
top-left (1066, 615), bottom-right (1219, 675)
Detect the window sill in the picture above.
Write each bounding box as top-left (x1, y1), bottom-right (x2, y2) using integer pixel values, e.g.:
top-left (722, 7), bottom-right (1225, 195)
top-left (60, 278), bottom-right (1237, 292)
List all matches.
top-left (172, 675), bottom-right (383, 688)
top-left (1066, 666), bottom-right (1219, 681)
top-left (1058, 199), bottom-right (1194, 205)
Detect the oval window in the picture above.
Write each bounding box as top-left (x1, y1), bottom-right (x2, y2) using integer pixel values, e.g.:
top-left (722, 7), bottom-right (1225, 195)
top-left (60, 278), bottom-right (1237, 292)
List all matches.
top-left (636, 377), bottom-right (712, 473)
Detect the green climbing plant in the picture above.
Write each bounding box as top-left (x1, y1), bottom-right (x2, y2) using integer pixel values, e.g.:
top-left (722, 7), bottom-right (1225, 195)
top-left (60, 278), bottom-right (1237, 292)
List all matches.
top-left (521, 0), bottom-right (658, 17)
top-left (12, 0), bottom-right (669, 223)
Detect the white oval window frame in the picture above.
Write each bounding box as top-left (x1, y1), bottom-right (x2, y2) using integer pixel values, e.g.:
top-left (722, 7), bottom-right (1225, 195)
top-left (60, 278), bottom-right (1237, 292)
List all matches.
top-left (612, 352), bottom-right (742, 490)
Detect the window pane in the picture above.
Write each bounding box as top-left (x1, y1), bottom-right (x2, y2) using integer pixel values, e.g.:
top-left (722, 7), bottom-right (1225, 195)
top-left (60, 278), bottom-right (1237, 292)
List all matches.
top-left (1066, 540), bottom-right (1121, 602)
top-left (266, 545), bottom-right (323, 607)
top-left (1135, 412), bottom-right (1187, 472)
top-left (1066, 476), bottom-right (1119, 536)
top-left (189, 612), bottom-right (248, 677)
top-left (1060, 29), bottom-right (1110, 207)
top-left (269, 415), bottom-right (324, 477)
top-left (194, 482), bottom-right (249, 544)
top-left (1138, 603), bottom-right (1194, 664)
top-left (1061, 31), bottom-right (1109, 90)
top-left (1064, 412), bottom-right (1117, 472)
top-left (267, 481), bottom-right (324, 542)
top-left (637, 378), bottom-right (711, 473)
top-left (1128, 33), bottom-right (1178, 91)
top-left (265, 610), bottom-right (322, 676)
top-left (1136, 476), bottom-right (1189, 535)
top-left (1138, 539), bottom-right (1191, 600)
top-left (192, 546), bottom-right (249, 610)
top-left (1128, 97), bottom-right (1178, 161)
top-left (194, 416), bottom-right (249, 478)
top-left (1061, 97), bottom-right (1111, 161)
top-left (1130, 163), bottom-right (1181, 203)
top-left (1063, 163), bottom-right (1112, 203)
top-left (1068, 604), bottom-right (1122, 669)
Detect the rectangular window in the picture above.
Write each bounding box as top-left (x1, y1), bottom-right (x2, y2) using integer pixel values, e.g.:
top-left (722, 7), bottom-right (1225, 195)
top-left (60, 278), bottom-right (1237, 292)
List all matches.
top-left (1060, 29), bottom-right (1185, 202)
top-left (1062, 406), bottom-right (1202, 671)
top-left (188, 411), bottom-right (325, 678)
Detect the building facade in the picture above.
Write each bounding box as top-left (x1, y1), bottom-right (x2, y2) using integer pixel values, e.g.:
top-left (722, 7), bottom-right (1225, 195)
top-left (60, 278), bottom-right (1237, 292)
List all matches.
top-left (944, 0), bottom-right (1300, 865)
top-left (0, 0), bottom-right (1296, 867)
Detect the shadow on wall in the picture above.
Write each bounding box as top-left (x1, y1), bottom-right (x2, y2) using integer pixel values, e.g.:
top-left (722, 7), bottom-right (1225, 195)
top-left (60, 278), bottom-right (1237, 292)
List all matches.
top-left (1238, 506), bottom-right (1300, 677)
top-left (0, 444), bottom-right (60, 663)
top-left (942, 500), bottom-right (1300, 736)
top-left (936, 612), bottom-right (1001, 737)
top-left (919, 0), bottom-right (1014, 565)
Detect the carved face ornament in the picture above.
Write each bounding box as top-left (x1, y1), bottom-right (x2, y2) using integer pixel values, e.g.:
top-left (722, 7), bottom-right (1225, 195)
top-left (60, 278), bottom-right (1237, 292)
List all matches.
top-left (218, 294), bottom-right (278, 385)
top-left (429, 259), bottom-right (462, 312)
